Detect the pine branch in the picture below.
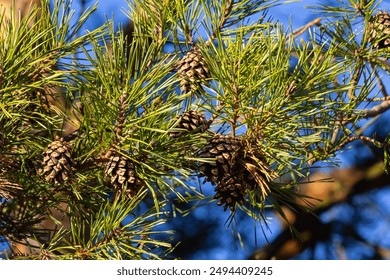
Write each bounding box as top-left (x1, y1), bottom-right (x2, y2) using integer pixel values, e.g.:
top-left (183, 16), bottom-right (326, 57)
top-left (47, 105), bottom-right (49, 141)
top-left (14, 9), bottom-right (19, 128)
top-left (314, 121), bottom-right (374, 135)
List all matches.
top-left (3, 0), bottom-right (390, 260)
top-left (339, 99), bottom-right (390, 127)
top-left (287, 17), bottom-right (322, 43)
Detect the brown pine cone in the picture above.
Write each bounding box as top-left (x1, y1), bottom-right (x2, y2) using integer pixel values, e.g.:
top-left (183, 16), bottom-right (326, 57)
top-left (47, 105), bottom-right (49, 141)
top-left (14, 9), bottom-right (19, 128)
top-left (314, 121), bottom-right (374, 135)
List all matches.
top-left (39, 137), bottom-right (74, 184)
top-left (170, 110), bottom-right (208, 138)
top-left (176, 47), bottom-right (210, 93)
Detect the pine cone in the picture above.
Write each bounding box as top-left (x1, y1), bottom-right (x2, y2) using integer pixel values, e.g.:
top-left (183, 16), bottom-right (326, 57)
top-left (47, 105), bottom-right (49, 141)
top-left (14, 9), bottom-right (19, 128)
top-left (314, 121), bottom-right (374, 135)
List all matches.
top-left (105, 153), bottom-right (143, 197)
top-left (214, 175), bottom-right (246, 211)
top-left (39, 137), bottom-right (74, 184)
top-left (176, 47), bottom-right (210, 93)
top-left (198, 134), bottom-right (243, 185)
top-left (368, 11), bottom-right (390, 49)
top-left (199, 134), bottom-right (273, 211)
top-left (170, 110), bottom-right (208, 138)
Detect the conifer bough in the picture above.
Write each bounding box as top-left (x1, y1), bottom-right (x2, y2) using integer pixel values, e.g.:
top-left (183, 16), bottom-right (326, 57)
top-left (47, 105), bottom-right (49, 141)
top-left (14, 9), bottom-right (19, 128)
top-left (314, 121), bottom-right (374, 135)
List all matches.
top-left (4, 0), bottom-right (390, 260)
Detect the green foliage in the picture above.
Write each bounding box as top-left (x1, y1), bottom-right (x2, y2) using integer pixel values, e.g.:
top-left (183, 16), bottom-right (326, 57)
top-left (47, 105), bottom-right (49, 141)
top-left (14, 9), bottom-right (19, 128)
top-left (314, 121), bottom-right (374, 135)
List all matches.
top-left (1, 0), bottom-right (390, 259)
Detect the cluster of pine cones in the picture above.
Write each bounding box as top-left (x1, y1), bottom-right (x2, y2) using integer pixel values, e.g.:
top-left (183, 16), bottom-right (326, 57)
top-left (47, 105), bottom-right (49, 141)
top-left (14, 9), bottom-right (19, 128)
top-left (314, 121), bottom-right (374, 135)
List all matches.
top-left (197, 135), bottom-right (271, 211)
top-left (37, 137), bottom-right (143, 199)
top-left (170, 110), bottom-right (272, 211)
top-left (34, 45), bottom-right (273, 210)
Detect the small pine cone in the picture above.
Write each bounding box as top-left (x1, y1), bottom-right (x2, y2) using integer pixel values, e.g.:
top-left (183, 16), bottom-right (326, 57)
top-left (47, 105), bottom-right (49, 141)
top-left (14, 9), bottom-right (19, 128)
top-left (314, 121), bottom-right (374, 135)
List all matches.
top-left (105, 154), bottom-right (143, 197)
top-left (198, 134), bottom-right (243, 184)
top-left (39, 137), bottom-right (74, 184)
top-left (176, 47), bottom-right (210, 93)
top-left (214, 175), bottom-right (246, 211)
top-left (170, 110), bottom-right (208, 138)
top-left (368, 11), bottom-right (390, 49)
top-left (198, 136), bottom-right (274, 211)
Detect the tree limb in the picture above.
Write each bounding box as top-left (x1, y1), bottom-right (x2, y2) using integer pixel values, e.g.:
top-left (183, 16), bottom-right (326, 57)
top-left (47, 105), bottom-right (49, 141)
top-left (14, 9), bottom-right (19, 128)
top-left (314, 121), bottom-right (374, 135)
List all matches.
top-left (250, 161), bottom-right (390, 260)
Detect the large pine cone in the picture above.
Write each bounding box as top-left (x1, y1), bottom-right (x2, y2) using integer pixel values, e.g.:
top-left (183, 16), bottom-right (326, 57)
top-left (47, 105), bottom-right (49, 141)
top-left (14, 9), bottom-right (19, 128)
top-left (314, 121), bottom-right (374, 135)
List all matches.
top-left (198, 134), bottom-right (243, 185)
top-left (39, 137), bottom-right (74, 184)
top-left (176, 47), bottom-right (210, 93)
top-left (198, 134), bottom-right (272, 211)
top-left (105, 153), bottom-right (143, 198)
top-left (170, 110), bottom-right (208, 138)
top-left (368, 11), bottom-right (390, 49)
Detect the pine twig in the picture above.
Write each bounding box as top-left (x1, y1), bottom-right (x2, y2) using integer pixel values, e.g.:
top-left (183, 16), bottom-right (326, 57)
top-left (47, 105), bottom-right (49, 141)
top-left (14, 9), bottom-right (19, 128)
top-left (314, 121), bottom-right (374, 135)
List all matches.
top-left (335, 135), bottom-right (389, 151)
top-left (362, 96), bottom-right (390, 102)
top-left (206, 0), bottom-right (233, 46)
top-left (330, 97), bottom-right (390, 133)
top-left (369, 61), bottom-right (388, 97)
top-left (207, 102), bottom-right (225, 126)
top-left (287, 18), bottom-right (322, 44)
top-left (231, 84), bottom-right (239, 137)
top-left (115, 91), bottom-right (129, 140)
top-left (356, 100), bottom-right (390, 119)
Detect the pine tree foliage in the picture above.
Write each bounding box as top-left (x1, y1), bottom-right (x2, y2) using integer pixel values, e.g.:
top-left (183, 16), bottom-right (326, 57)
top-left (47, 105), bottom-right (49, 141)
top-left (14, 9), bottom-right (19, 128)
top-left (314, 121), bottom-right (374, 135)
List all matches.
top-left (1, 0), bottom-right (390, 259)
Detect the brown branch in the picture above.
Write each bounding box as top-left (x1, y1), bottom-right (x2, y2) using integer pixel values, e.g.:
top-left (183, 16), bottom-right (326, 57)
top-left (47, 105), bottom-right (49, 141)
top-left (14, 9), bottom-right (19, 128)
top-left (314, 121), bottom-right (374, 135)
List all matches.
top-left (219, 0), bottom-right (233, 30)
top-left (115, 91), bottom-right (128, 140)
top-left (207, 102), bottom-right (225, 126)
top-left (286, 18), bottom-right (322, 44)
top-left (330, 112), bottom-right (344, 146)
top-left (340, 99), bottom-right (390, 128)
top-left (360, 100), bottom-right (390, 118)
top-left (363, 96), bottom-right (390, 102)
top-left (330, 97), bottom-right (390, 130)
top-left (250, 161), bottom-right (390, 260)
top-left (347, 64), bottom-right (363, 100)
top-left (335, 135), bottom-right (389, 151)
top-left (367, 56), bottom-right (390, 76)
top-left (231, 84), bottom-right (239, 136)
